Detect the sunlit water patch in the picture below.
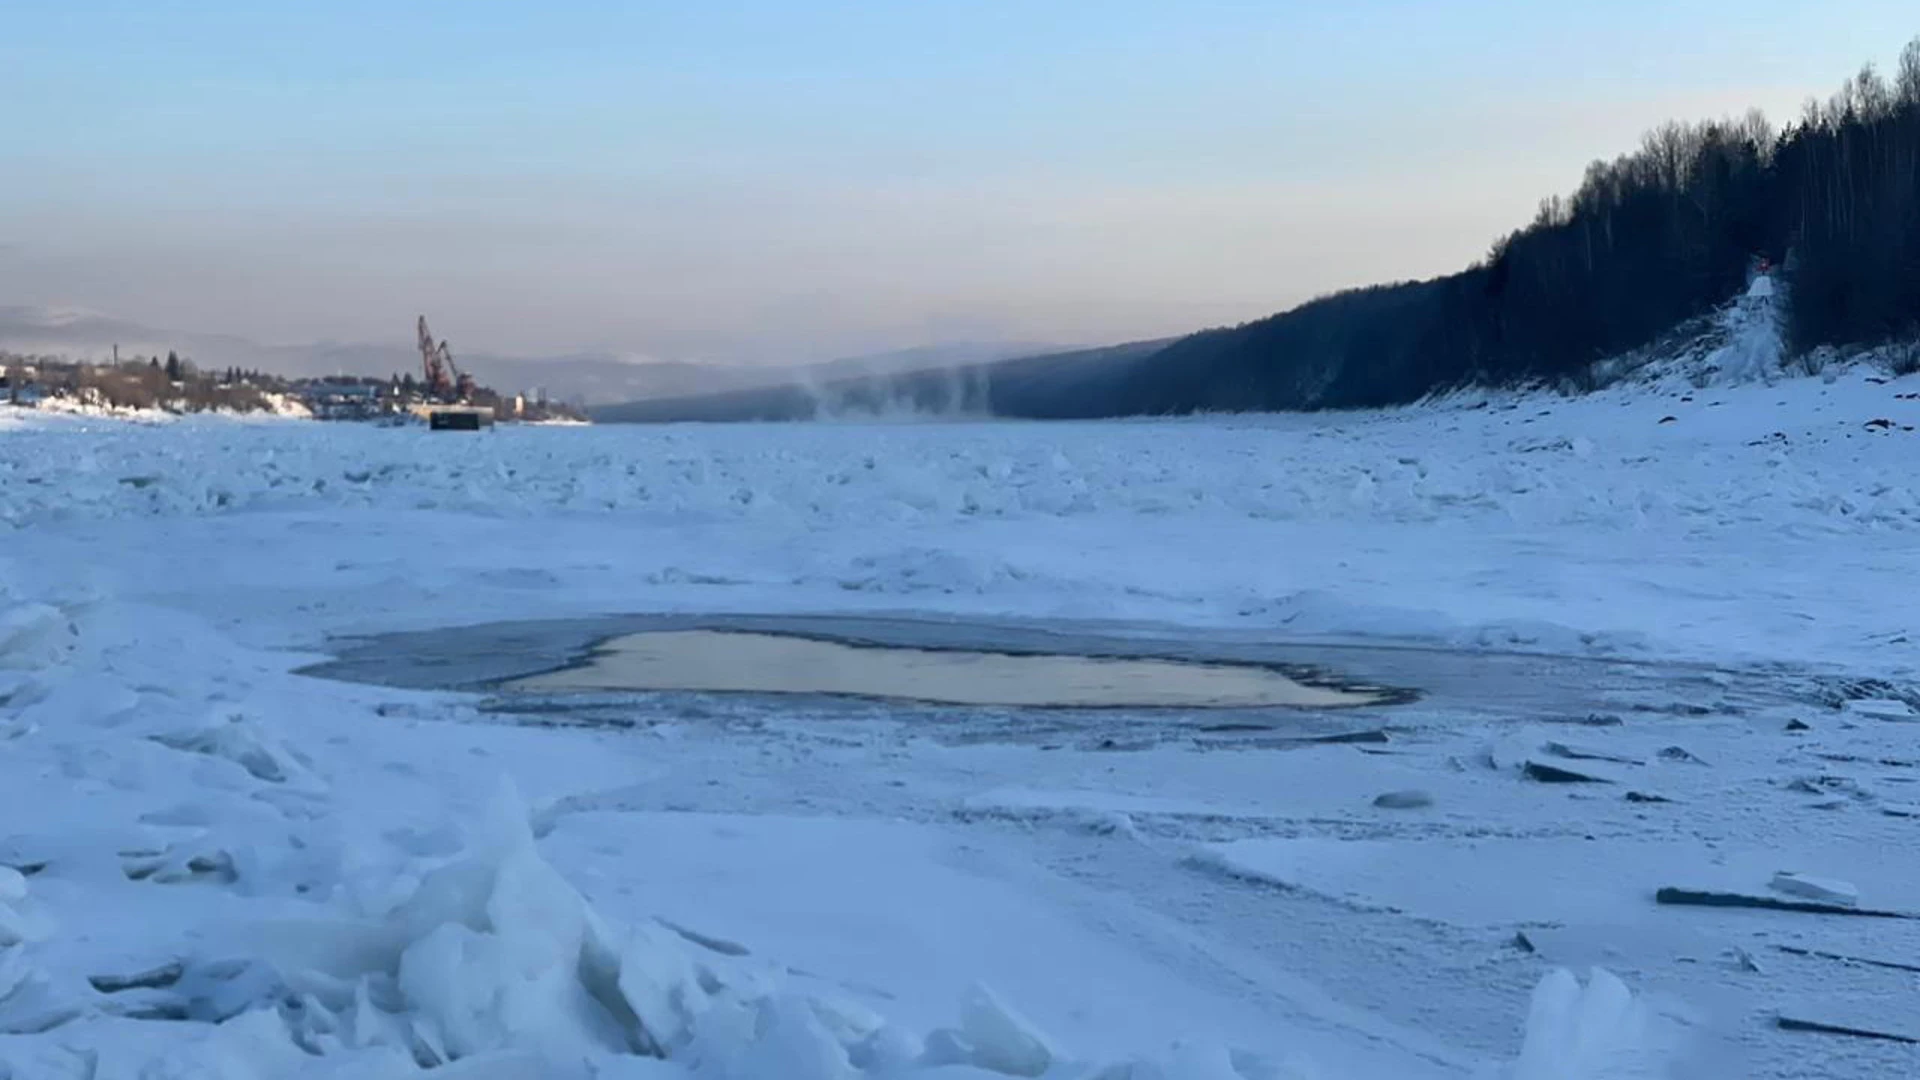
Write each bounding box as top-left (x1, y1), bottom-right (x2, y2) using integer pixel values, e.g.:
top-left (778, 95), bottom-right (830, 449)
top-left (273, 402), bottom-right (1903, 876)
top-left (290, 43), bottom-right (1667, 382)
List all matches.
top-left (507, 629), bottom-right (1388, 709)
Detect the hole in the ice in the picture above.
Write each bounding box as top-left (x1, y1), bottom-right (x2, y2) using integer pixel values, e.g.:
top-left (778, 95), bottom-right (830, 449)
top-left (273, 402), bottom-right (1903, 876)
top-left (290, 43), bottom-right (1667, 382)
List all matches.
top-left (505, 629), bottom-right (1389, 709)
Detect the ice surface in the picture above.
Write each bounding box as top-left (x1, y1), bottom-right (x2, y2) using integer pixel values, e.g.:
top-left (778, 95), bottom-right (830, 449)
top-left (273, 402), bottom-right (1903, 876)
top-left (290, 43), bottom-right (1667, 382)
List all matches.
top-left (6, 361), bottom-right (1919, 1077)
top-left (1201, 835), bottom-right (1910, 929)
top-left (5, 365), bottom-right (1917, 671)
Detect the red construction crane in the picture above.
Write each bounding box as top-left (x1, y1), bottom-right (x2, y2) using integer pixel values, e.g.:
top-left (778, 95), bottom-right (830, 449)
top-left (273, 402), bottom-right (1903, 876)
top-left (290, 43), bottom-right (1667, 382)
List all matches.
top-left (416, 315), bottom-right (472, 402)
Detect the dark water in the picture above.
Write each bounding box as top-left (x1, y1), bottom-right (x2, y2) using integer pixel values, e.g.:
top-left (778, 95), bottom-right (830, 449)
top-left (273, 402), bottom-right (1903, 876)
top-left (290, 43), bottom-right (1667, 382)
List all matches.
top-left (299, 612), bottom-right (1799, 749)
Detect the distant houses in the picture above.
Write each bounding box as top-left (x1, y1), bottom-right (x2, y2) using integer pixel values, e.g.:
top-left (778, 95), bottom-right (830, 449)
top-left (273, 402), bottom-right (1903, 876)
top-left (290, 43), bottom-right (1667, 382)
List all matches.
top-left (0, 352), bottom-right (585, 423)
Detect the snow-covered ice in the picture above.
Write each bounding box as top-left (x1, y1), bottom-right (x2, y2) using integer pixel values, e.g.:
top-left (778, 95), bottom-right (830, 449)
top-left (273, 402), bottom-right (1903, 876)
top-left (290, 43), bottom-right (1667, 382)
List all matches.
top-left (3, 360), bottom-right (1919, 1077)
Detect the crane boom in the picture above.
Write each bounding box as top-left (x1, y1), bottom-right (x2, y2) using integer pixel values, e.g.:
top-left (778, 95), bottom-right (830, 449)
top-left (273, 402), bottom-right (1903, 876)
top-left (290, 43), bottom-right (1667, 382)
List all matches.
top-left (440, 342), bottom-right (476, 401)
top-left (416, 315), bottom-right (464, 401)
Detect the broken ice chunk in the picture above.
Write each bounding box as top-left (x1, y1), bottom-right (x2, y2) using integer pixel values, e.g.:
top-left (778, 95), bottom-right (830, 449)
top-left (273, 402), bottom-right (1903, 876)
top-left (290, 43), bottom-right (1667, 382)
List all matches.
top-left (1544, 742), bottom-right (1643, 766)
top-left (1523, 761), bottom-right (1615, 784)
top-left (1769, 872), bottom-right (1859, 908)
top-left (1843, 699), bottom-right (1917, 722)
top-left (956, 984), bottom-right (1056, 1078)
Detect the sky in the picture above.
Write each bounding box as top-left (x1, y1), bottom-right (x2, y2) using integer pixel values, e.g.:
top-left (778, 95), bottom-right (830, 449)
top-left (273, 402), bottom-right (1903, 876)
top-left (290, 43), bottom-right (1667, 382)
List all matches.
top-left (3, 2), bottom-right (1917, 365)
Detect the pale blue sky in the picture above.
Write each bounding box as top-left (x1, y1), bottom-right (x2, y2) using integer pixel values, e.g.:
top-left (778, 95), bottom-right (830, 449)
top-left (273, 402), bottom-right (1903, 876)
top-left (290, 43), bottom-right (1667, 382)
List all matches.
top-left (2, 2), bottom-right (1914, 361)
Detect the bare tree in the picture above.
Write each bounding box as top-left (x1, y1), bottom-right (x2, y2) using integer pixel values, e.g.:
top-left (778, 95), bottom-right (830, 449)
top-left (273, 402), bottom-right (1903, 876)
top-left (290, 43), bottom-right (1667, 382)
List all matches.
top-left (1898, 40), bottom-right (1920, 105)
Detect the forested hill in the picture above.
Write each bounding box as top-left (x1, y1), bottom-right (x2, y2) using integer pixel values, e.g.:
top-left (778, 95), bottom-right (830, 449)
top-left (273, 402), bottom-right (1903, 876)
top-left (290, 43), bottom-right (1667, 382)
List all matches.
top-left (597, 40), bottom-right (1920, 423)
top-left (1083, 39), bottom-right (1920, 416)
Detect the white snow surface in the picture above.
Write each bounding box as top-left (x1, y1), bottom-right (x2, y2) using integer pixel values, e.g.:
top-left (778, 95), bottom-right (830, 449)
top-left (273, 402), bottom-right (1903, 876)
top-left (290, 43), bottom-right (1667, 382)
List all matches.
top-left (1701, 275), bottom-right (1787, 386)
top-left (3, 364), bottom-right (1920, 1078)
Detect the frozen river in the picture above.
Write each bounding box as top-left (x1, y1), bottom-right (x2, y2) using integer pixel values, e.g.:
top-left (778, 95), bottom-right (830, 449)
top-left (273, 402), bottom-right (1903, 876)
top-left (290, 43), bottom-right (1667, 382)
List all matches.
top-left (4, 368), bottom-right (1920, 1077)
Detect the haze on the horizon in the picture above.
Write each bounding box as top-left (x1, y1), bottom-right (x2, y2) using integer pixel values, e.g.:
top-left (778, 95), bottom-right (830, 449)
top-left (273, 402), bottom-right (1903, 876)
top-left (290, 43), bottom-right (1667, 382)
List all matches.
top-left (3, 1), bottom-right (1914, 366)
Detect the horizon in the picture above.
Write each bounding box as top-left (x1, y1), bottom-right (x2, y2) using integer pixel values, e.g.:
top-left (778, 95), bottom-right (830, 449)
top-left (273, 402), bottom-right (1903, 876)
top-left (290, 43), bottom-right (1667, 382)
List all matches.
top-left (4, 3), bottom-right (1916, 366)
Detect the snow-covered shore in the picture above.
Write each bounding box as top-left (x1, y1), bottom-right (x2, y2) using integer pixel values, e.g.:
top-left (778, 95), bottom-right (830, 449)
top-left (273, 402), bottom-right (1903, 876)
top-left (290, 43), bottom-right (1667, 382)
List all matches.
top-left (3, 363), bottom-right (1917, 1077)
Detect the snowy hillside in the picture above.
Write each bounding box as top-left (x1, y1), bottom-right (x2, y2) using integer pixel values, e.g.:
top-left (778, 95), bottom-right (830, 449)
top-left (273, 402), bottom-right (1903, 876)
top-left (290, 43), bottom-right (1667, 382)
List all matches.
top-left (3, 361), bottom-right (1918, 1078)
top-left (1586, 271), bottom-right (1916, 397)
top-left (1587, 274), bottom-right (1788, 392)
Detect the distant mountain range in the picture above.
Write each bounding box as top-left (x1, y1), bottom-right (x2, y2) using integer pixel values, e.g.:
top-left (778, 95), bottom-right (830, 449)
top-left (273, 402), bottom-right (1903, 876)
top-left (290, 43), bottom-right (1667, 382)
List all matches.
top-left (0, 307), bottom-right (1064, 406)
